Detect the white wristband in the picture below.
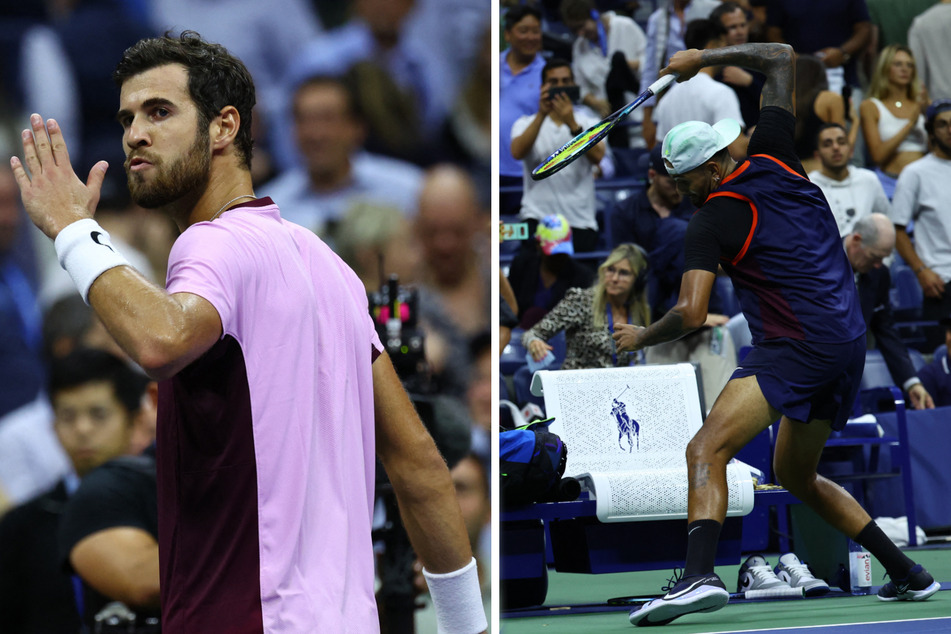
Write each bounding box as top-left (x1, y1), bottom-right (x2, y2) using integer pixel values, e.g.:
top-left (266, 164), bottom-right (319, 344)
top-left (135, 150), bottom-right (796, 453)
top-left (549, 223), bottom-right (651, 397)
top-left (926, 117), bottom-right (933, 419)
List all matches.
top-left (54, 218), bottom-right (130, 304)
top-left (423, 557), bottom-right (486, 634)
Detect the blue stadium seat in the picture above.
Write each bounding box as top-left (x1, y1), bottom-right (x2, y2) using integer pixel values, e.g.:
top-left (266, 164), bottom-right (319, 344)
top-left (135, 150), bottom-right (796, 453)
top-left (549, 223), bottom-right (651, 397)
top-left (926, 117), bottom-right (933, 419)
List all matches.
top-left (860, 349), bottom-right (893, 390)
top-left (823, 348), bottom-right (920, 546)
top-left (890, 266), bottom-right (923, 320)
top-left (907, 347), bottom-right (926, 373)
top-left (934, 344), bottom-right (947, 361)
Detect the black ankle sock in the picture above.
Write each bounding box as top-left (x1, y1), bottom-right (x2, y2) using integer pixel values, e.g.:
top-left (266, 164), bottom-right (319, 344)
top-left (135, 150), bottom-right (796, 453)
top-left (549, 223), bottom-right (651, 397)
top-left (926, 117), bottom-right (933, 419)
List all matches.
top-left (683, 519), bottom-right (722, 577)
top-left (856, 520), bottom-right (915, 579)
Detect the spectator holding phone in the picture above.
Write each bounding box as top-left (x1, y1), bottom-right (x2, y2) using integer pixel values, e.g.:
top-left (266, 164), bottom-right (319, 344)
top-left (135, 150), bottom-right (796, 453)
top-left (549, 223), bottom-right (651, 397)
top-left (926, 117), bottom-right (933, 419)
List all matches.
top-left (511, 58), bottom-right (606, 252)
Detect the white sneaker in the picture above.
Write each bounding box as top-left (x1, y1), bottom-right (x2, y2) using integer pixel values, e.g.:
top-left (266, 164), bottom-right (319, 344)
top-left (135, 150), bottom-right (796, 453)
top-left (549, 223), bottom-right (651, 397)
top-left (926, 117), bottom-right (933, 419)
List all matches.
top-left (774, 553), bottom-right (831, 596)
top-left (737, 555), bottom-right (789, 593)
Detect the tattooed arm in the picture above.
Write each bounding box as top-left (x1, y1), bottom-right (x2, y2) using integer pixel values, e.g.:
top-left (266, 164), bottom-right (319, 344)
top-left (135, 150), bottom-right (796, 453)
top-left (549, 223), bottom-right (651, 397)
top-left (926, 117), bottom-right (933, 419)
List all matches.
top-left (613, 269), bottom-right (716, 352)
top-left (661, 43), bottom-right (795, 114)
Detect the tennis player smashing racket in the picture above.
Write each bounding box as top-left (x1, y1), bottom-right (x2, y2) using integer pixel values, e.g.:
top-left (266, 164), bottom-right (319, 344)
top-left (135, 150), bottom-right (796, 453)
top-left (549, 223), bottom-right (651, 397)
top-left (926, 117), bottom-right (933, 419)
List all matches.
top-left (614, 42), bottom-right (939, 627)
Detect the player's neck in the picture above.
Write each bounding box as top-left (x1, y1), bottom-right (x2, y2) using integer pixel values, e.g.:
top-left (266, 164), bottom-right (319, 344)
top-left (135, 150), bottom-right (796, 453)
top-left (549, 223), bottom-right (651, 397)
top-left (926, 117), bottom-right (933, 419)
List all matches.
top-left (182, 171), bottom-right (255, 229)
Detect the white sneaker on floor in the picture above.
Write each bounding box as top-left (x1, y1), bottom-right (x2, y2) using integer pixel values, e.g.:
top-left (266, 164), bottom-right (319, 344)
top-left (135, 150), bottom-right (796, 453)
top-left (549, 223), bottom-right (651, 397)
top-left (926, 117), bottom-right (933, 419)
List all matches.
top-left (774, 553), bottom-right (830, 596)
top-left (737, 555), bottom-right (789, 593)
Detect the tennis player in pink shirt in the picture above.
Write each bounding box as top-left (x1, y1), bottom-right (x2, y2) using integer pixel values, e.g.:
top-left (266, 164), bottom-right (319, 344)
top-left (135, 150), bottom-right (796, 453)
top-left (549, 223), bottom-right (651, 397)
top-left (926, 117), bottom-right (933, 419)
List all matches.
top-left (12, 31), bottom-right (486, 634)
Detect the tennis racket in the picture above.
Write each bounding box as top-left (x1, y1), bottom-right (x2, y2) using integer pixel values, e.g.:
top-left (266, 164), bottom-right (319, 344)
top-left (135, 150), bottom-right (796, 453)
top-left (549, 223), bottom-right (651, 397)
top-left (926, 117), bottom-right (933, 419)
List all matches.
top-left (531, 73), bottom-right (678, 181)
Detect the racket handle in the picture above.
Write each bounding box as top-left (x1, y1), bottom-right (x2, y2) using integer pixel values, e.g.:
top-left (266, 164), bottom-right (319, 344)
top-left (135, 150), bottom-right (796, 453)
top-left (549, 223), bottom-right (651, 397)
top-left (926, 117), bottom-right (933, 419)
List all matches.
top-left (648, 73), bottom-right (677, 95)
top-left (742, 586), bottom-right (805, 600)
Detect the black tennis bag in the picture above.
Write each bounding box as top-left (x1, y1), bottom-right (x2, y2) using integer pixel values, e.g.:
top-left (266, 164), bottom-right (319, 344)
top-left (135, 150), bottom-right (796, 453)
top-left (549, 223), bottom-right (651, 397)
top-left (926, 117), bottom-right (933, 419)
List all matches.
top-left (500, 418), bottom-right (578, 508)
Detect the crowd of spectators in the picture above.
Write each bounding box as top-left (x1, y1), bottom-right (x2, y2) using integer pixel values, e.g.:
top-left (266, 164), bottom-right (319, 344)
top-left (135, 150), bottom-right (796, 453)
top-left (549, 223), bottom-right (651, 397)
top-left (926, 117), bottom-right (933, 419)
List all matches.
top-left (501, 0), bottom-right (951, 417)
top-left (0, 1), bottom-right (491, 631)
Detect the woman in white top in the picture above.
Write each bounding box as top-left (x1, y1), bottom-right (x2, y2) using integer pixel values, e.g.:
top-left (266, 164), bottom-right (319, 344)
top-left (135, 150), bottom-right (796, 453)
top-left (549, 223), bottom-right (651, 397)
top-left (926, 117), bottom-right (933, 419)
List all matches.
top-left (860, 45), bottom-right (929, 195)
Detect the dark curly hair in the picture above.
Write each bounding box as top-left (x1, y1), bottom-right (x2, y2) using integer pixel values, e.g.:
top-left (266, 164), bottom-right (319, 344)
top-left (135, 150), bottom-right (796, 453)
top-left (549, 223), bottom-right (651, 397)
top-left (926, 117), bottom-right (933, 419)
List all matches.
top-left (113, 31), bottom-right (255, 170)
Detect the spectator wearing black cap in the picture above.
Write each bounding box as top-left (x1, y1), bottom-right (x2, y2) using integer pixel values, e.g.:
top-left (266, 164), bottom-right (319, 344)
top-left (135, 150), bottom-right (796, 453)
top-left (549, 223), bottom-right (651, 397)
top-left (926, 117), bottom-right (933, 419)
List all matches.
top-left (918, 316), bottom-right (951, 407)
top-left (892, 99), bottom-right (951, 350)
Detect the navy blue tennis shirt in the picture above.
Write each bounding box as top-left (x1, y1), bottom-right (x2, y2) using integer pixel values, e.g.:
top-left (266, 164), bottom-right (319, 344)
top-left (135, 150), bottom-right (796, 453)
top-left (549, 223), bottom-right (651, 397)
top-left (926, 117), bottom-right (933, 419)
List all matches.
top-left (684, 107), bottom-right (866, 346)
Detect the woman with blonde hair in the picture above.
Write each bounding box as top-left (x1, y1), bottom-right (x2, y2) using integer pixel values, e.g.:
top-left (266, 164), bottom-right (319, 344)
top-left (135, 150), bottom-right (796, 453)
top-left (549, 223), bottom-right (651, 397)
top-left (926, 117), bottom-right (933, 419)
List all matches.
top-left (860, 44), bottom-right (929, 195)
top-left (523, 243), bottom-right (651, 369)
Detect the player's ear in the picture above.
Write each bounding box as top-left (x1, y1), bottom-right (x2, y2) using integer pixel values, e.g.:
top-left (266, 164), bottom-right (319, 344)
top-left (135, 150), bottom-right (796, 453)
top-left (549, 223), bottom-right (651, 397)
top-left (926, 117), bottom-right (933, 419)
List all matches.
top-left (212, 105), bottom-right (240, 151)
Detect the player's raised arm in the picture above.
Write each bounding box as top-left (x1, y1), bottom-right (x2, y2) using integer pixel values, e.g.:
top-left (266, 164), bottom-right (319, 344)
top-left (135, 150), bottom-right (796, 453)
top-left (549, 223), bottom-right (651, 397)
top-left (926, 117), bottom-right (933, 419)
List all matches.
top-left (663, 43), bottom-right (795, 114)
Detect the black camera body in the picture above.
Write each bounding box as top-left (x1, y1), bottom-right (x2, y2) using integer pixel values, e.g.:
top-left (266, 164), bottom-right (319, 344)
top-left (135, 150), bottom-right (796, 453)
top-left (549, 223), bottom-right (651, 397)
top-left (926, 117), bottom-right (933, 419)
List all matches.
top-left (368, 275), bottom-right (428, 390)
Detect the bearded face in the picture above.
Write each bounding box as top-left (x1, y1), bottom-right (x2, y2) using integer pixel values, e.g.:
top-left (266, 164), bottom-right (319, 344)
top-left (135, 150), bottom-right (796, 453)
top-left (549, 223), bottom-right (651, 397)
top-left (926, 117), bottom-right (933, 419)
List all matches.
top-left (126, 121), bottom-right (211, 209)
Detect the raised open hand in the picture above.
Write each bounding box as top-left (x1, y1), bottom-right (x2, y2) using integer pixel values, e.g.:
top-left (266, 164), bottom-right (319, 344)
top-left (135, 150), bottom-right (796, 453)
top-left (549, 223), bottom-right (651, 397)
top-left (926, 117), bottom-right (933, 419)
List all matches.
top-left (10, 114), bottom-right (108, 240)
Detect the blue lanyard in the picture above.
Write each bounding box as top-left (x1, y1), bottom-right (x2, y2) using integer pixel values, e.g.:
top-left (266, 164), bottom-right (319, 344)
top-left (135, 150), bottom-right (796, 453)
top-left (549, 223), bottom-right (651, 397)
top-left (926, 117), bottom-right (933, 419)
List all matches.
top-left (71, 575), bottom-right (88, 633)
top-left (592, 10), bottom-right (608, 56)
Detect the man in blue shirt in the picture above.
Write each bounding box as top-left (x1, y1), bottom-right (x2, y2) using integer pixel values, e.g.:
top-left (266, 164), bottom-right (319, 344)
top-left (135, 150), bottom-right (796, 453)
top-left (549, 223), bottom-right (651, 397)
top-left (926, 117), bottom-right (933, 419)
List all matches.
top-left (500, 6), bottom-right (546, 214)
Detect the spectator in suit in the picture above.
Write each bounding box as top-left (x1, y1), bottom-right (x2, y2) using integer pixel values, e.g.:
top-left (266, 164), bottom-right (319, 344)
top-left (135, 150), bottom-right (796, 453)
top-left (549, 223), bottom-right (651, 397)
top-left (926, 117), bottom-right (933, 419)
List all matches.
top-left (844, 213), bottom-right (933, 409)
top-left (918, 316), bottom-right (951, 407)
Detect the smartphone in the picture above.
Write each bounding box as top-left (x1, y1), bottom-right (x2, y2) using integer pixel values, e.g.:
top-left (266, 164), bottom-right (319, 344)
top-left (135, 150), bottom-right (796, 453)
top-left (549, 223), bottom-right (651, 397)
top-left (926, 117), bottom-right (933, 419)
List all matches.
top-left (548, 86), bottom-right (581, 103)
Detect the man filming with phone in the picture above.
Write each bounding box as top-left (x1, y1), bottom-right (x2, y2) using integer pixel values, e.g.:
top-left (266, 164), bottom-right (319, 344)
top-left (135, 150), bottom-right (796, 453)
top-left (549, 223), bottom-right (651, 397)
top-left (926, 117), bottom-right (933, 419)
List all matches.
top-left (511, 58), bottom-right (606, 252)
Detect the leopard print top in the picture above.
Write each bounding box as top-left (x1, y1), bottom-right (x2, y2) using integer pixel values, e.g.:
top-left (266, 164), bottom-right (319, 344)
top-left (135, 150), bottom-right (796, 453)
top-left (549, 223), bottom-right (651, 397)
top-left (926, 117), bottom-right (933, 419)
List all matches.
top-left (521, 286), bottom-right (645, 370)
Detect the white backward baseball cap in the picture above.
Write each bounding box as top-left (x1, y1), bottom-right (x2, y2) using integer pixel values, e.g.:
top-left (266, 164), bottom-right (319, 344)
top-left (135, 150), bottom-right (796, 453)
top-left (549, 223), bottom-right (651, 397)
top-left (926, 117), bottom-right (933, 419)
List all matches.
top-left (661, 118), bottom-right (742, 176)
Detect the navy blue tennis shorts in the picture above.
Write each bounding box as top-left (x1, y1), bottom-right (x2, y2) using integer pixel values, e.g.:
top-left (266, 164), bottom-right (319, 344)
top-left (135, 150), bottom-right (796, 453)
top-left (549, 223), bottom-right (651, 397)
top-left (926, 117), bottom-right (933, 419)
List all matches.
top-left (731, 334), bottom-right (866, 431)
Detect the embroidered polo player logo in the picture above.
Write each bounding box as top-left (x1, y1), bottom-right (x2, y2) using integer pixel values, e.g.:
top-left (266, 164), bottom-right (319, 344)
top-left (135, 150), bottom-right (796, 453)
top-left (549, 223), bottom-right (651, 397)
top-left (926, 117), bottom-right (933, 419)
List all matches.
top-left (612, 386), bottom-right (639, 452)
